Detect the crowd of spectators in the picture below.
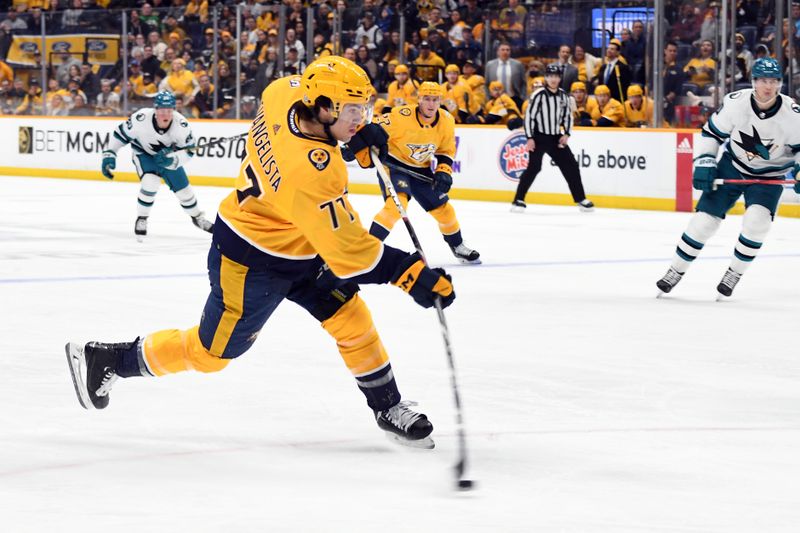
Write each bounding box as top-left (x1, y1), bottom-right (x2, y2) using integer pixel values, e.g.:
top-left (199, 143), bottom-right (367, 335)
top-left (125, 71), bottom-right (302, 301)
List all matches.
top-left (0, 0), bottom-right (797, 128)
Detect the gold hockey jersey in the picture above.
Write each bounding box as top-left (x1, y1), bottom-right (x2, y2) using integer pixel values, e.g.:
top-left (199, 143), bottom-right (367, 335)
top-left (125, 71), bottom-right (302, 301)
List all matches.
top-left (377, 105), bottom-right (456, 169)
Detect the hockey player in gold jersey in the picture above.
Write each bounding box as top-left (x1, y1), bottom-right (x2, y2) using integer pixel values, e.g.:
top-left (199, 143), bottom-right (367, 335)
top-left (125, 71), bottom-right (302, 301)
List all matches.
top-left (65, 57), bottom-right (455, 449)
top-left (441, 64), bottom-right (481, 124)
top-left (346, 82), bottom-right (481, 264)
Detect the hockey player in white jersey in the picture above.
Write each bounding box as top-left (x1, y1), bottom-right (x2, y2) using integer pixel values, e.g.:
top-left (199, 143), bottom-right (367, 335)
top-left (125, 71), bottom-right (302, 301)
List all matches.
top-left (101, 91), bottom-right (214, 240)
top-left (656, 57), bottom-right (800, 298)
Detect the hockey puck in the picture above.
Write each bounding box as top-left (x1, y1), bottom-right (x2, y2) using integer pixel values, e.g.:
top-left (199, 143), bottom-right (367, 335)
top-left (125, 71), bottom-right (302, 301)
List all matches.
top-left (457, 479), bottom-right (475, 490)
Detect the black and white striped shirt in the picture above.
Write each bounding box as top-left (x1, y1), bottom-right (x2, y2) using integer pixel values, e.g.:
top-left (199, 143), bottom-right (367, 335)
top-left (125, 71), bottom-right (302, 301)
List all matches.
top-left (524, 87), bottom-right (573, 138)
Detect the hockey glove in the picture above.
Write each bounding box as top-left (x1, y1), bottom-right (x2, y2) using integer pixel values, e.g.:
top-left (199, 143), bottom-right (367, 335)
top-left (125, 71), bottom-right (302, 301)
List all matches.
top-left (154, 148), bottom-right (178, 170)
top-left (432, 163), bottom-right (453, 194)
top-left (101, 151), bottom-right (116, 180)
top-left (345, 123), bottom-right (389, 169)
top-left (793, 164), bottom-right (800, 194)
top-left (692, 155), bottom-right (718, 192)
top-left (506, 116), bottom-right (524, 130)
top-left (391, 253), bottom-right (455, 309)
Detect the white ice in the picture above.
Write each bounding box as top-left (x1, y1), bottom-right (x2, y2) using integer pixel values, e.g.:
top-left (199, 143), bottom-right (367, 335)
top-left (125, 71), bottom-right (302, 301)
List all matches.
top-left (1, 175), bottom-right (799, 533)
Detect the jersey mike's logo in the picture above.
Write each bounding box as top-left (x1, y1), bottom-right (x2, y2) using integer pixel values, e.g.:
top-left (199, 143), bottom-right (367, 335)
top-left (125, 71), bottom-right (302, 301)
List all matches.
top-left (734, 126), bottom-right (774, 161)
top-left (497, 132), bottom-right (529, 181)
top-left (308, 148), bottom-right (330, 170)
top-left (18, 126), bottom-right (33, 154)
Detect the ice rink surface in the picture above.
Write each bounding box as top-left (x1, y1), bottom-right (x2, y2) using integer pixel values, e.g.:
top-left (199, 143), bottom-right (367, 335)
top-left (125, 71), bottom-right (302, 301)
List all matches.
top-left (1, 175), bottom-right (799, 533)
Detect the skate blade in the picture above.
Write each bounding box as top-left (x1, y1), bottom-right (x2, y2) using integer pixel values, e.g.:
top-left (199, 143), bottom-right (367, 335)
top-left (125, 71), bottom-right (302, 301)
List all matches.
top-left (579, 207), bottom-right (595, 213)
top-left (135, 235), bottom-right (145, 243)
top-left (457, 257), bottom-right (482, 265)
top-left (384, 432), bottom-right (435, 450)
top-left (716, 293), bottom-right (729, 302)
top-left (65, 342), bottom-right (91, 409)
top-left (656, 291), bottom-right (666, 299)
top-left (510, 206), bottom-right (525, 214)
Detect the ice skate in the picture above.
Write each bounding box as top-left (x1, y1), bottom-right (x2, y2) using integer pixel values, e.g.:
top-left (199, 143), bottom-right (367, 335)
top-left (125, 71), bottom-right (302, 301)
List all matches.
top-left (134, 216), bottom-right (148, 242)
top-left (450, 243), bottom-right (481, 265)
top-left (191, 212), bottom-right (214, 233)
top-left (510, 199), bottom-right (526, 213)
top-left (375, 401), bottom-right (435, 449)
top-left (716, 267), bottom-right (742, 299)
top-left (65, 340), bottom-right (131, 409)
top-left (656, 267), bottom-right (684, 297)
top-left (578, 199), bottom-right (595, 212)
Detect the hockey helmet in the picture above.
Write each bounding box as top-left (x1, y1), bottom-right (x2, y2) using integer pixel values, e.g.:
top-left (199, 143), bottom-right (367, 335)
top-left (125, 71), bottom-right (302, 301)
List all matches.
top-left (301, 55), bottom-right (371, 118)
top-left (153, 91), bottom-right (176, 109)
top-left (445, 64), bottom-right (460, 74)
top-left (544, 63), bottom-right (562, 76)
top-left (627, 84), bottom-right (644, 98)
top-left (594, 84), bottom-right (611, 96)
top-left (751, 57), bottom-right (782, 79)
top-left (570, 81), bottom-right (586, 92)
top-left (418, 81), bottom-right (444, 97)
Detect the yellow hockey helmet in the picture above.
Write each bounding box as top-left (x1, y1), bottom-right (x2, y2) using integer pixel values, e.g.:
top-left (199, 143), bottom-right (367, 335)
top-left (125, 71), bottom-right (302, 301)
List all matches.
top-left (489, 80), bottom-right (504, 92)
top-left (445, 64), bottom-right (460, 74)
top-left (301, 55), bottom-right (371, 118)
top-left (594, 84), bottom-right (611, 95)
top-left (418, 81), bottom-right (444, 97)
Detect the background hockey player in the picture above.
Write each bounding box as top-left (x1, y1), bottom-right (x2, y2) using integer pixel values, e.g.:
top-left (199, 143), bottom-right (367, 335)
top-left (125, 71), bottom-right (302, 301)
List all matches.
top-left (67, 57), bottom-right (455, 450)
top-left (101, 90), bottom-right (214, 240)
top-left (348, 81), bottom-right (481, 264)
top-left (656, 57), bottom-right (800, 298)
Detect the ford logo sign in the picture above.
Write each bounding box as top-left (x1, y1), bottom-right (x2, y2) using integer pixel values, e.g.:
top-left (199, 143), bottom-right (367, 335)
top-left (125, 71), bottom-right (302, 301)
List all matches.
top-left (20, 42), bottom-right (39, 53)
top-left (52, 41), bottom-right (71, 52)
top-left (87, 40), bottom-right (107, 52)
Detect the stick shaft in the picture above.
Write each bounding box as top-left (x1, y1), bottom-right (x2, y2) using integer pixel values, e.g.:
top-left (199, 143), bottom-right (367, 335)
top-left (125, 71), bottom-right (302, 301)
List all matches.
top-left (714, 178), bottom-right (795, 185)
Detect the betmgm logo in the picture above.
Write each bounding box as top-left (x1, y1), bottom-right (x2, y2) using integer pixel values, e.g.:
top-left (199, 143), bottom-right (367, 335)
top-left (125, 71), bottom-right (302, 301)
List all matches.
top-left (18, 126), bottom-right (33, 154)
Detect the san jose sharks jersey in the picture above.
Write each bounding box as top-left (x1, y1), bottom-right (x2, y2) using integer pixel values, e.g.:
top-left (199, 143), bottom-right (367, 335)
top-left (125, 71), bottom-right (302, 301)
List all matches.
top-left (109, 108), bottom-right (195, 165)
top-left (698, 89), bottom-right (800, 177)
top-left (377, 105), bottom-right (456, 170)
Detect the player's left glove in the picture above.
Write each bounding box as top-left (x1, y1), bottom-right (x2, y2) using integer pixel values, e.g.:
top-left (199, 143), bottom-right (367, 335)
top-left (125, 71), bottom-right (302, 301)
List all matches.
top-left (432, 163), bottom-right (453, 194)
top-left (391, 253), bottom-right (455, 309)
top-left (154, 148), bottom-right (178, 170)
top-left (345, 123), bottom-right (389, 169)
top-left (692, 155), bottom-right (717, 192)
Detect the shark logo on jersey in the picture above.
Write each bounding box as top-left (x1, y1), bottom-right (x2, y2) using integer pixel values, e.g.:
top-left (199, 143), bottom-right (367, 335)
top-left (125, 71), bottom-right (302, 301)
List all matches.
top-left (149, 140), bottom-right (171, 154)
top-left (406, 143), bottom-right (436, 163)
top-left (734, 126), bottom-right (775, 161)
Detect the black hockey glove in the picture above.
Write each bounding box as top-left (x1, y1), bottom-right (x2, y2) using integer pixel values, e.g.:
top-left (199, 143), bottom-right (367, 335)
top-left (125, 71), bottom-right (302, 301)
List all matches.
top-left (345, 123), bottom-right (388, 169)
top-left (391, 253), bottom-right (455, 309)
top-left (506, 117), bottom-right (523, 130)
top-left (432, 163), bottom-right (453, 194)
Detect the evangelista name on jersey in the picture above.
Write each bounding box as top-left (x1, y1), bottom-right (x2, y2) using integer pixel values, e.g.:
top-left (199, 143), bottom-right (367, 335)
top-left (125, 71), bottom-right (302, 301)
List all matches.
top-left (110, 108), bottom-right (195, 156)
top-left (249, 105), bottom-right (281, 193)
top-left (699, 89), bottom-right (800, 177)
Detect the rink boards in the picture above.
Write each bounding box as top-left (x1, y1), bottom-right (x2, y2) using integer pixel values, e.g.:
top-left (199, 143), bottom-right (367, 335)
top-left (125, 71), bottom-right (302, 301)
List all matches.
top-left (3, 115), bottom-right (798, 217)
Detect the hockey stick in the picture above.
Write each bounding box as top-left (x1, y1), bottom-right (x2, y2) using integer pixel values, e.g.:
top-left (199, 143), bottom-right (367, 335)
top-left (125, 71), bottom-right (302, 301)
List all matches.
top-left (382, 160), bottom-right (435, 184)
top-left (713, 178), bottom-right (796, 185)
top-left (170, 132), bottom-right (249, 153)
top-left (371, 147), bottom-right (474, 491)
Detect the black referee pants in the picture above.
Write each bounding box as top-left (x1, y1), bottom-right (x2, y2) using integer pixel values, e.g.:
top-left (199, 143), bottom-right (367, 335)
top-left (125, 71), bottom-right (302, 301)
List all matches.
top-left (513, 134), bottom-right (587, 203)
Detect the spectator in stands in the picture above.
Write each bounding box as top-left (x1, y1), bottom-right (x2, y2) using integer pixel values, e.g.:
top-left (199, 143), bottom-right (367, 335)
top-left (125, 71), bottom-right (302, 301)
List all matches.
top-left (67, 77), bottom-right (91, 116)
top-left (79, 62), bottom-right (100, 103)
top-left (56, 52), bottom-right (82, 88)
top-left (553, 45), bottom-right (579, 92)
top-left (572, 44), bottom-right (600, 85)
top-left (485, 42), bottom-right (525, 107)
top-left (161, 58), bottom-right (199, 99)
top-left (570, 81), bottom-right (598, 127)
top-left (499, 0), bottom-right (527, 26)
top-left (254, 47), bottom-right (279, 95)
top-left (95, 79), bottom-right (121, 116)
top-left (342, 46), bottom-right (357, 62)
top-left (355, 11), bottom-right (383, 54)
top-left (483, 80), bottom-right (521, 126)
top-left (735, 32), bottom-right (755, 77)
top-left (161, 48), bottom-right (177, 74)
top-left (663, 41), bottom-right (683, 125)
top-left (355, 44), bottom-right (379, 83)
top-left (148, 30), bottom-right (167, 62)
top-left (312, 33), bottom-right (334, 59)
top-left (625, 20), bottom-right (647, 83)
top-left (591, 84), bottom-right (624, 127)
top-left (596, 38), bottom-right (631, 103)
top-left (447, 10), bottom-right (468, 47)
top-left (459, 0), bottom-right (483, 28)
top-left (1, 79), bottom-right (24, 114)
top-left (60, 0), bottom-right (84, 33)
top-left (450, 24), bottom-right (482, 65)
top-left (240, 94), bottom-right (258, 119)
top-left (284, 46), bottom-right (306, 75)
top-left (193, 73), bottom-right (219, 118)
top-left (460, 59), bottom-right (486, 110)
top-left (1, 10), bottom-right (28, 31)
top-left (128, 59), bottom-right (147, 97)
top-left (414, 40), bottom-right (446, 81)
top-left (386, 63), bottom-right (419, 110)
top-left (137, 3), bottom-right (159, 35)
top-left (683, 39), bottom-right (716, 91)
top-left (284, 27), bottom-right (305, 59)
top-left (141, 45), bottom-right (161, 78)
top-left (184, 0), bottom-right (209, 25)
top-left (131, 34), bottom-right (146, 59)
top-left (287, 0), bottom-right (305, 30)
top-left (128, 10), bottom-right (147, 39)
top-left (17, 79), bottom-right (42, 115)
top-left (671, 2), bottom-right (701, 44)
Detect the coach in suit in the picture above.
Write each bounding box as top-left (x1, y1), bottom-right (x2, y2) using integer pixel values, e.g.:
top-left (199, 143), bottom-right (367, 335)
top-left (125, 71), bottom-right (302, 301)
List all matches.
top-left (485, 43), bottom-right (526, 108)
top-left (552, 44), bottom-right (579, 92)
top-left (594, 38), bottom-right (631, 103)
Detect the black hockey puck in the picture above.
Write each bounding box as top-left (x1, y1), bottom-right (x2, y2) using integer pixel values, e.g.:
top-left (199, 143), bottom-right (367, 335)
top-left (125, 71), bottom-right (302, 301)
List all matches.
top-left (457, 479), bottom-right (475, 490)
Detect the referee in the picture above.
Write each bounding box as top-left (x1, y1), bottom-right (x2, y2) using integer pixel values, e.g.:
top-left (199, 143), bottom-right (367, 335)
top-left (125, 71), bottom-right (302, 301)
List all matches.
top-left (511, 63), bottom-right (594, 212)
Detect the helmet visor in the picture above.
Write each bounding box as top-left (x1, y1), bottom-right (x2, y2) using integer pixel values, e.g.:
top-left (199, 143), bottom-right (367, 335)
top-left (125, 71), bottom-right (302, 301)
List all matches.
top-left (339, 102), bottom-right (370, 125)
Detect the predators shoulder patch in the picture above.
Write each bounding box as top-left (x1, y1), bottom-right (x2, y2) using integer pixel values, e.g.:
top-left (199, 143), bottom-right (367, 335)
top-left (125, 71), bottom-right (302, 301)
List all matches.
top-left (399, 108), bottom-right (412, 116)
top-left (308, 148), bottom-right (330, 170)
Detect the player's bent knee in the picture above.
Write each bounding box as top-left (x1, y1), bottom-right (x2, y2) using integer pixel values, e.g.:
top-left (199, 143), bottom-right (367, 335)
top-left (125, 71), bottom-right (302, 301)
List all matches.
top-left (688, 211), bottom-right (722, 239)
top-left (174, 185), bottom-right (196, 201)
top-left (321, 295), bottom-right (388, 376)
top-left (428, 202), bottom-right (459, 234)
top-left (742, 204), bottom-right (772, 237)
top-left (144, 326), bottom-right (231, 375)
top-left (140, 173), bottom-right (161, 191)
